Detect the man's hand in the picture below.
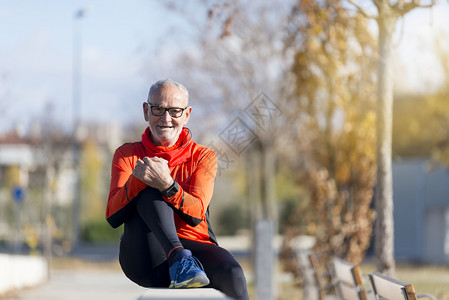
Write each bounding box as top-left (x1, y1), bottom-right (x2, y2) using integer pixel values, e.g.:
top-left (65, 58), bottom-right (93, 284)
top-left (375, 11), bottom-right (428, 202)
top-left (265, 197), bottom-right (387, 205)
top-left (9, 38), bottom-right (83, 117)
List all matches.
top-left (132, 157), bottom-right (174, 191)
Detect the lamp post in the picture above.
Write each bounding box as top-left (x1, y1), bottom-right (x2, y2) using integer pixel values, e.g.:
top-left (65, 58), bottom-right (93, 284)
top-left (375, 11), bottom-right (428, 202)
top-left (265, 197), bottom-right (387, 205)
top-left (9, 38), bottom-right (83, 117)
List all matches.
top-left (71, 7), bottom-right (88, 251)
top-left (73, 8), bottom-right (87, 131)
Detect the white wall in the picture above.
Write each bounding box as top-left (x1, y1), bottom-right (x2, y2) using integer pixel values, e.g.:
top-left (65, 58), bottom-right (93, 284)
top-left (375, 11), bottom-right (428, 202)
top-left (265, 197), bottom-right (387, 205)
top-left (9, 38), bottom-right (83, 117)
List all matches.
top-left (0, 254), bottom-right (48, 295)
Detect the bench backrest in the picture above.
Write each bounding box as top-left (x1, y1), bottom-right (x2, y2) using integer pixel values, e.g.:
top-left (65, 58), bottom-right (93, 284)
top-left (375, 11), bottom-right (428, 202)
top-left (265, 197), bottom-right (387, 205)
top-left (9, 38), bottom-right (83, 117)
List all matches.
top-left (369, 272), bottom-right (417, 300)
top-left (296, 250), bottom-right (332, 300)
top-left (329, 258), bottom-right (369, 300)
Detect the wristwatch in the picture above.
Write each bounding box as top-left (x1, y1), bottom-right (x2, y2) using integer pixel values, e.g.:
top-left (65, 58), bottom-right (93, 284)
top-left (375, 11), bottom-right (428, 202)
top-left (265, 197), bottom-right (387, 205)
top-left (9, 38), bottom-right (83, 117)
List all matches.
top-left (161, 181), bottom-right (179, 198)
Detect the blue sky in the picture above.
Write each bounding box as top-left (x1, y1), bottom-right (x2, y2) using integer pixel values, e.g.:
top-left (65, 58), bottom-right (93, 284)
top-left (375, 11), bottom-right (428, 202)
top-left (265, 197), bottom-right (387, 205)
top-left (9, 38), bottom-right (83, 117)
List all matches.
top-left (0, 0), bottom-right (195, 134)
top-left (0, 1), bottom-right (448, 135)
top-left (392, 2), bottom-right (449, 94)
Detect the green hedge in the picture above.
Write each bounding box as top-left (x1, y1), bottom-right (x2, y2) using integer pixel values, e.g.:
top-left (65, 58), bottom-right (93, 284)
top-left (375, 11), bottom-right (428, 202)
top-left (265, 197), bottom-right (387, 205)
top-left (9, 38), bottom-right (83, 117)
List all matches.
top-left (81, 219), bottom-right (123, 244)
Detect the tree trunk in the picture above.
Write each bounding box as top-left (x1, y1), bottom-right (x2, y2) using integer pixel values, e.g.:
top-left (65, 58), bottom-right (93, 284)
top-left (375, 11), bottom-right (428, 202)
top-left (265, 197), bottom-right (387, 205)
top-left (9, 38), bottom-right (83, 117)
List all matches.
top-left (375, 1), bottom-right (398, 277)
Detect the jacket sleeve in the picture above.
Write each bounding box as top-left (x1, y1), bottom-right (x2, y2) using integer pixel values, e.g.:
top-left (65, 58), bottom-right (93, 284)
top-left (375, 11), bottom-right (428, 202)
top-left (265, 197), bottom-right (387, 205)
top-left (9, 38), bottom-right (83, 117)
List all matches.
top-left (106, 146), bottom-right (147, 228)
top-left (164, 149), bottom-right (217, 227)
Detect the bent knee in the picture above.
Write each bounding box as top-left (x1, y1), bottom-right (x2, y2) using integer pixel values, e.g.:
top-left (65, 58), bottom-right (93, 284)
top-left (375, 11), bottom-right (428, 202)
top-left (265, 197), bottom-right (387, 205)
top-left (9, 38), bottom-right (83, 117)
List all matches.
top-left (212, 264), bottom-right (248, 299)
top-left (216, 262), bottom-right (247, 285)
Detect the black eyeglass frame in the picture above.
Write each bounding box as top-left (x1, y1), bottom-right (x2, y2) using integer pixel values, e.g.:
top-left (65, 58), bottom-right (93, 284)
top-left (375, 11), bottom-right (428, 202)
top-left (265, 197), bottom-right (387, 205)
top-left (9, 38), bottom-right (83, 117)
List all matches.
top-left (146, 102), bottom-right (189, 118)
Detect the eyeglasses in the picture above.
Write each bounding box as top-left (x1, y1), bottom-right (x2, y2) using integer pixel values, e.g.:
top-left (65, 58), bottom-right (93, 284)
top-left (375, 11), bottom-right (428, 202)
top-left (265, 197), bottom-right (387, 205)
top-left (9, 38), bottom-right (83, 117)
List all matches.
top-left (147, 102), bottom-right (188, 118)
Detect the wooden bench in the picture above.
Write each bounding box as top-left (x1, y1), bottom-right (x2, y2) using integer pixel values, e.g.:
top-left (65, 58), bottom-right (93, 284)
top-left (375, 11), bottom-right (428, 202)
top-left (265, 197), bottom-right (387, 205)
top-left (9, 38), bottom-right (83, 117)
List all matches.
top-left (296, 250), bottom-right (336, 300)
top-left (328, 258), bottom-right (370, 300)
top-left (295, 250), bottom-right (438, 300)
top-left (296, 251), bottom-right (375, 300)
top-left (368, 272), bottom-right (437, 300)
top-left (138, 288), bottom-right (235, 300)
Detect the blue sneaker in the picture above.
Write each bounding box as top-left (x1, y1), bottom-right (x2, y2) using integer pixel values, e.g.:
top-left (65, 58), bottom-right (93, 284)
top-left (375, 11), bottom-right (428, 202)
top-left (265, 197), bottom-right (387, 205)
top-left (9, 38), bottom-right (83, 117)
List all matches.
top-left (169, 249), bottom-right (210, 288)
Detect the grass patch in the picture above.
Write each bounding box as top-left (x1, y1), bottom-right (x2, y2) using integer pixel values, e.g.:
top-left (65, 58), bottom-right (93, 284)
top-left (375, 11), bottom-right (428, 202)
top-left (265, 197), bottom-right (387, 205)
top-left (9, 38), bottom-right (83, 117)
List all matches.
top-left (237, 257), bottom-right (449, 300)
top-left (49, 256), bottom-right (121, 271)
top-left (359, 262), bottom-right (449, 299)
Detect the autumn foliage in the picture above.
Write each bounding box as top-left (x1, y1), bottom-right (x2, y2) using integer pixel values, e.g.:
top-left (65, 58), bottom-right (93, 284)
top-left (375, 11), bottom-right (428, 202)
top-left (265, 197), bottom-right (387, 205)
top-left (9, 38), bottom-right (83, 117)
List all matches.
top-left (282, 0), bottom-right (377, 265)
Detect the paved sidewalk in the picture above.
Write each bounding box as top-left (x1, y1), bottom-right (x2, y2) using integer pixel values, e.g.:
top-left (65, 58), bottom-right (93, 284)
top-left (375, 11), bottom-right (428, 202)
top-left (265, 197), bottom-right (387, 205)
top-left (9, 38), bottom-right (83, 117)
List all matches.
top-left (1, 269), bottom-right (147, 300)
top-left (0, 239), bottom-right (253, 300)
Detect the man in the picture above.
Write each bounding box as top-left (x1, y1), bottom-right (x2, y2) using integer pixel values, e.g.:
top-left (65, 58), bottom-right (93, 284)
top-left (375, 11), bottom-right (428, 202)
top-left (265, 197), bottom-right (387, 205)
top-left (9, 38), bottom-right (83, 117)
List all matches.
top-left (106, 79), bottom-right (249, 300)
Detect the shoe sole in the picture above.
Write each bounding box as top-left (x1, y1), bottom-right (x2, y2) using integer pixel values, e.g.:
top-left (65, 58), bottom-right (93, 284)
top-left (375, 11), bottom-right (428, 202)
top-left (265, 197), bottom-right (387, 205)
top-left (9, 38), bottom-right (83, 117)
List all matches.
top-left (169, 274), bottom-right (210, 289)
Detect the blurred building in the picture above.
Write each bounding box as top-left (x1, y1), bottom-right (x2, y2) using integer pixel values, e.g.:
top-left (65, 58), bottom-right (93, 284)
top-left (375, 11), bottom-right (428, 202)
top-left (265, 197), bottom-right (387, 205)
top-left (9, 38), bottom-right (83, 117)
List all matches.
top-left (0, 121), bottom-right (122, 252)
top-left (0, 130), bottom-right (32, 240)
top-left (393, 158), bottom-right (449, 264)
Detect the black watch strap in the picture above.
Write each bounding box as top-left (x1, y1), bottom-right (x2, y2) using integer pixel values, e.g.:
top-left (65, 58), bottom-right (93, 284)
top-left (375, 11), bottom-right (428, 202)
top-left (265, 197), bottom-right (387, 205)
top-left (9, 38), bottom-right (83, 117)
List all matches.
top-left (161, 181), bottom-right (179, 198)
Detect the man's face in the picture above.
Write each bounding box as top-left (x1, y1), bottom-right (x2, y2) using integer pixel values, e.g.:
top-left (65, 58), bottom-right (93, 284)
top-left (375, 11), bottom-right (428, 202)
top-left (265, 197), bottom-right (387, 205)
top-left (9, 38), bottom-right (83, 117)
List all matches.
top-left (143, 84), bottom-right (191, 147)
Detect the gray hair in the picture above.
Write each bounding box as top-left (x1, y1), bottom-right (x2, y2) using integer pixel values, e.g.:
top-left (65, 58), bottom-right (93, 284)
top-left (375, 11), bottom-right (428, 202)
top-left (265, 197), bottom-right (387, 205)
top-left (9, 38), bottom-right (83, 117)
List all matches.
top-left (148, 79), bottom-right (189, 104)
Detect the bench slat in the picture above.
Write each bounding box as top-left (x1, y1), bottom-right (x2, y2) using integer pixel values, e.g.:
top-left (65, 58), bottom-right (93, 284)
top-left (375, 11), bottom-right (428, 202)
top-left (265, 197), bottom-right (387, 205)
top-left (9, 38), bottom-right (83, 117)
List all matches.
top-left (138, 288), bottom-right (235, 300)
top-left (369, 272), bottom-right (415, 300)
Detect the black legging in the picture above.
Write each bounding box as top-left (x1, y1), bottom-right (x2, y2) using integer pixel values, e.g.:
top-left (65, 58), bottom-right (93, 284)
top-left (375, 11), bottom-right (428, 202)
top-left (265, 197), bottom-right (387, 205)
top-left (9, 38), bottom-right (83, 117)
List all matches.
top-left (119, 187), bottom-right (249, 300)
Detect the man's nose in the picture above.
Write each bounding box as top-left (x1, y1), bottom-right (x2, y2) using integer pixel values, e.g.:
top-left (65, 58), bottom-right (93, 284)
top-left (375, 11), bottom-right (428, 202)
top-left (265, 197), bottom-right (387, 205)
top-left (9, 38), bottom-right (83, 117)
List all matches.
top-left (161, 111), bottom-right (172, 121)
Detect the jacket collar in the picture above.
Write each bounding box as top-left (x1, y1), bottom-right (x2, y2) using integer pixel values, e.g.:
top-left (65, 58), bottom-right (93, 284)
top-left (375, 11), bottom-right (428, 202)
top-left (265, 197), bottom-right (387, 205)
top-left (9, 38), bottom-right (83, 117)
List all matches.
top-left (141, 127), bottom-right (193, 166)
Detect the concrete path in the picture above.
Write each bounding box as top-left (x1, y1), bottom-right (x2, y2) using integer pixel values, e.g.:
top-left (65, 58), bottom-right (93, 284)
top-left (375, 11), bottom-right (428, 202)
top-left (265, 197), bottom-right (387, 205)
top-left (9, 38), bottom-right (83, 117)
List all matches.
top-left (0, 240), bottom-right (253, 300)
top-left (1, 269), bottom-right (147, 300)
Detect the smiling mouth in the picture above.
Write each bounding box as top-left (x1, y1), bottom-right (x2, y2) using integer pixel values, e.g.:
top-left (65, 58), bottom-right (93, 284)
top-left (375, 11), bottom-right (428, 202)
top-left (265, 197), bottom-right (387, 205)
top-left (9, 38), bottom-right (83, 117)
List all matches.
top-left (158, 125), bottom-right (173, 130)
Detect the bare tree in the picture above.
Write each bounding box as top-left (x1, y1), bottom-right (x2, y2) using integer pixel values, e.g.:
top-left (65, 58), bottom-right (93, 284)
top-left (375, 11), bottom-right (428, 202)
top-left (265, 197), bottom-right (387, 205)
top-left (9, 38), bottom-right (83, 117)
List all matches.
top-left (30, 103), bottom-right (76, 260)
top-left (347, 0), bottom-right (437, 276)
top-left (0, 72), bottom-right (11, 117)
top-left (152, 1), bottom-right (296, 226)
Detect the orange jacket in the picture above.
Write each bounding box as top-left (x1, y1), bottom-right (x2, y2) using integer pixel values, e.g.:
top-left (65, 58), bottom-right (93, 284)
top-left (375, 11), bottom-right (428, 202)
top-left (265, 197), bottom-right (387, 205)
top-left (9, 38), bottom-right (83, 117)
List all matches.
top-left (106, 127), bottom-right (218, 245)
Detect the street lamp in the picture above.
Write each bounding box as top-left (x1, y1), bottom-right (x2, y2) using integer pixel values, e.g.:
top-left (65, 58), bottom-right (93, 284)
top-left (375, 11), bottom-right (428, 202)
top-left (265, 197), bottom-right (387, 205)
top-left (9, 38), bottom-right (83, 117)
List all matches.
top-left (72, 8), bottom-right (88, 132)
top-left (71, 7), bottom-right (89, 251)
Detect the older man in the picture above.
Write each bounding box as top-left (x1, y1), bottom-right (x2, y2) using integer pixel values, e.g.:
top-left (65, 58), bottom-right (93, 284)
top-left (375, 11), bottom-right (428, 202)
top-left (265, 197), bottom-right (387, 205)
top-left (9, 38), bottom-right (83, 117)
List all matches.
top-left (106, 79), bottom-right (249, 300)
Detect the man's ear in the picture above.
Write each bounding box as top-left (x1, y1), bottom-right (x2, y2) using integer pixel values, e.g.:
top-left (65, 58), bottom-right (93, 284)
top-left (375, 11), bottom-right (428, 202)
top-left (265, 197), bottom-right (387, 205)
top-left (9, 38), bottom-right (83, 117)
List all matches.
top-left (143, 102), bottom-right (149, 122)
top-left (183, 106), bottom-right (192, 126)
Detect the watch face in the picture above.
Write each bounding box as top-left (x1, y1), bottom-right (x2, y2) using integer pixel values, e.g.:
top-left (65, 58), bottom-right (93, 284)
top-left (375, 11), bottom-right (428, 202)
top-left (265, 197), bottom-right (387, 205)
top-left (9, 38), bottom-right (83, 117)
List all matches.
top-left (167, 187), bottom-right (176, 197)
top-left (164, 182), bottom-right (178, 197)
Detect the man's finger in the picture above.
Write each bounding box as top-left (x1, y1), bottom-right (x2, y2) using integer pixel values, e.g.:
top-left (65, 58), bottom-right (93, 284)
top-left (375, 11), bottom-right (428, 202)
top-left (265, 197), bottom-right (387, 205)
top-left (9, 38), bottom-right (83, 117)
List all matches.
top-left (152, 156), bottom-right (168, 164)
top-left (136, 159), bottom-right (145, 165)
top-left (143, 157), bottom-right (152, 164)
